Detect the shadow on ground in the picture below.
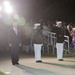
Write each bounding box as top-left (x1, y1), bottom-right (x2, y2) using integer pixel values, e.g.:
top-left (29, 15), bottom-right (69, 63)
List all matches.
top-left (16, 64), bottom-right (61, 75)
top-left (42, 62), bottom-right (75, 69)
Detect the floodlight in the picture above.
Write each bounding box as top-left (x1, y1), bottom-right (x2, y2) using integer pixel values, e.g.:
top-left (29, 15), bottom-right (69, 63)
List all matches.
top-left (5, 6), bottom-right (13, 14)
top-left (3, 0), bottom-right (13, 14)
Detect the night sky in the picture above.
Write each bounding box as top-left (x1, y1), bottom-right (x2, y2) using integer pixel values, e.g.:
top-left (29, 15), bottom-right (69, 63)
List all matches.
top-left (1, 0), bottom-right (75, 22)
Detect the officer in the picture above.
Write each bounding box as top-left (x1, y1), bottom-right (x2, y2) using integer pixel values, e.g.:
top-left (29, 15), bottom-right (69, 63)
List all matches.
top-left (52, 21), bottom-right (64, 61)
top-left (33, 23), bottom-right (43, 62)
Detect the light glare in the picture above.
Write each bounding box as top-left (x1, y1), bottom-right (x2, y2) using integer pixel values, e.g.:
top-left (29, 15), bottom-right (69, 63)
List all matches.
top-left (14, 14), bottom-right (19, 19)
top-left (0, 14), bottom-right (2, 18)
top-left (3, 0), bottom-right (10, 7)
top-left (5, 6), bottom-right (13, 14)
top-left (0, 6), bottom-right (2, 11)
top-left (3, 0), bottom-right (13, 14)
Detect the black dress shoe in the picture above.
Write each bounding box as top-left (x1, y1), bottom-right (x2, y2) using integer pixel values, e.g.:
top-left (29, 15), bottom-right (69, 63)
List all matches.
top-left (36, 60), bottom-right (42, 63)
top-left (58, 59), bottom-right (64, 61)
top-left (12, 63), bottom-right (15, 65)
top-left (16, 63), bottom-right (20, 65)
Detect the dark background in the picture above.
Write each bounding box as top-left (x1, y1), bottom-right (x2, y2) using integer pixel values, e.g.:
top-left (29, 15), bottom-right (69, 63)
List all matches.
top-left (10, 0), bottom-right (75, 22)
top-left (0, 0), bottom-right (75, 22)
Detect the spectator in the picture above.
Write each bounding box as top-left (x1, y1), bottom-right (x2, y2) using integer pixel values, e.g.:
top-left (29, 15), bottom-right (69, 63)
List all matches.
top-left (71, 28), bottom-right (75, 50)
top-left (22, 24), bottom-right (33, 53)
top-left (66, 24), bottom-right (73, 48)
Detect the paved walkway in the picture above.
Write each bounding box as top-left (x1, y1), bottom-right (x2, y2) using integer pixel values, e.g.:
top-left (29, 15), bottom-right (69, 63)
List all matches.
top-left (0, 53), bottom-right (75, 75)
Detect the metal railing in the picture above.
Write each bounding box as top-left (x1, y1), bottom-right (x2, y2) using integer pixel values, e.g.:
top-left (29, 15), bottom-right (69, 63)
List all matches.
top-left (42, 30), bottom-right (57, 54)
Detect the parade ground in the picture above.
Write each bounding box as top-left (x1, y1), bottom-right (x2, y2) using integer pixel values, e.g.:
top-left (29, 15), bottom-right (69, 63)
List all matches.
top-left (0, 52), bottom-right (75, 75)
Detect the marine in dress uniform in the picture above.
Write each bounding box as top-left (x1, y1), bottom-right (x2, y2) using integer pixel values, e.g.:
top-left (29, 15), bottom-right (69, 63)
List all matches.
top-left (52, 21), bottom-right (64, 61)
top-left (33, 23), bottom-right (43, 62)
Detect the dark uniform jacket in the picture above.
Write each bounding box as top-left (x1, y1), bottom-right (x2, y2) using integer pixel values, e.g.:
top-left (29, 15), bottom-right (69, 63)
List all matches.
top-left (32, 29), bottom-right (43, 44)
top-left (32, 29), bottom-right (47, 44)
top-left (52, 26), bottom-right (64, 43)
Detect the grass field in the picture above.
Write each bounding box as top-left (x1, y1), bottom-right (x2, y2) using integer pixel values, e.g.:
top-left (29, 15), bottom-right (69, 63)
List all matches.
top-left (0, 71), bottom-right (6, 75)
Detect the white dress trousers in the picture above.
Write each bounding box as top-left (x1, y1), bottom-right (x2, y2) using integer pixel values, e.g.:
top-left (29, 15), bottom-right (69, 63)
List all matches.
top-left (34, 44), bottom-right (43, 61)
top-left (56, 43), bottom-right (64, 59)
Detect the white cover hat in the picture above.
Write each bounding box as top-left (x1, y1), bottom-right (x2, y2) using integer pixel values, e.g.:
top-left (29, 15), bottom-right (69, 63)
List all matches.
top-left (34, 23), bottom-right (41, 29)
top-left (56, 21), bottom-right (62, 25)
